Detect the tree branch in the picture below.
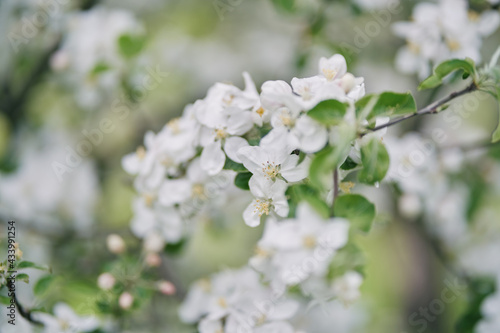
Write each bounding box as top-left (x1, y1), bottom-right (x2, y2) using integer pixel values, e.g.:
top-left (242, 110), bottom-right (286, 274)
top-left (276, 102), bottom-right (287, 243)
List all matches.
top-left (14, 293), bottom-right (43, 326)
top-left (361, 82), bottom-right (478, 137)
top-left (331, 168), bottom-right (339, 216)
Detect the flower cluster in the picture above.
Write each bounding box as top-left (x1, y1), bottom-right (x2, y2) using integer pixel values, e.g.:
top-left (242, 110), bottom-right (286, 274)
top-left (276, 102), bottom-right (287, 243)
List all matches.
top-left (392, 0), bottom-right (500, 78)
top-left (123, 54), bottom-right (367, 332)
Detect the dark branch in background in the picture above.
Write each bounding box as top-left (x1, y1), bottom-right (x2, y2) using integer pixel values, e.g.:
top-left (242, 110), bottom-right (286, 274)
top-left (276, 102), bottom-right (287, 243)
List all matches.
top-left (14, 293), bottom-right (43, 326)
top-left (0, 0), bottom-right (101, 129)
top-left (360, 82), bottom-right (478, 137)
top-left (331, 168), bottom-right (339, 216)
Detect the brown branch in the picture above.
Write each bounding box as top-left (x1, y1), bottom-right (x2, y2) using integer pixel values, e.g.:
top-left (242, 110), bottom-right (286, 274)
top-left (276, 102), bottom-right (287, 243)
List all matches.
top-left (360, 82), bottom-right (478, 137)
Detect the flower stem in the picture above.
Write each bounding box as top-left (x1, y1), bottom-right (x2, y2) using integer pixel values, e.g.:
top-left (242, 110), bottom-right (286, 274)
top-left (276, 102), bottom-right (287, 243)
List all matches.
top-left (331, 168), bottom-right (339, 217)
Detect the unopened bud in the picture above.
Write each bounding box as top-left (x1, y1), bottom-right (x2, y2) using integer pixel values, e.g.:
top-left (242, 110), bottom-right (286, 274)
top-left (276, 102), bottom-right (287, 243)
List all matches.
top-left (145, 253), bottom-right (161, 267)
top-left (119, 292), bottom-right (134, 310)
top-left (97, 273), bottom-right (116, 290)
top-left (107, 234), bottom-right (126, 254)
top-left (50, 50), bottom-right (69, 71)
top-left (143, 233), bottom-right (165, 253)
top-left (340, 73), bottom-right (356, 93)
top-left (158, 281), bottom-right (176, 295)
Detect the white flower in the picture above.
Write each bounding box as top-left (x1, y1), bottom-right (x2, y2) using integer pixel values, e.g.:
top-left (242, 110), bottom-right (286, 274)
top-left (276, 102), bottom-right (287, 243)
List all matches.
top-left (122, 105), bottom-right (199, 190)
top-left (158, 158), bottom-right (233, 215)
top-left (179, 267), bottom-right (299, 333)
top-left (130, 197), bottom-right (184, 243)
top-left (392, 0), bottom-right (500, 78)
top-left (33, 303), bottom-right (100, 333)
top-left (331, 271), bottom-right (363, 306)
top-left (243, 177), bottom-right (289, 227)
top-left (249, 204), bottom-right (350, 293)
top-left (237, 130), bottom-right (310, 183)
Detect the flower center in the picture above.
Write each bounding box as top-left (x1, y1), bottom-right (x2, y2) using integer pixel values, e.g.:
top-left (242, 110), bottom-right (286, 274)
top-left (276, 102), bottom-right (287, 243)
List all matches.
top-left (261, 161), bottom-right (281, 180)
top-left (339, 181), bottom-right (355, 194)
top-left (279, 109), bottom-right (295, 128)
top-left (254, 246), bottom-right (271, 258)
top-left (136, 146), bottom-right (146, 160)
top-left (143, 193), bottom-right (156, 207)
top-left (223, 94), bottom-right (234, 106)
top-left (255, 107), bottom-right (265, 117)
top-left (166, 118), bottom-right (181, 134)
top-left (303, 235), bottom-right (317, 249)
top-left (192, 184), bottom-right (205, 198)
top-left (253, 199), bottom-right (271, 217)
top-left (215, 128), bottom-right (228, 140)
top-left (446, 39), bottom-right (461, 51)
top-left (322, 68), bottom-right (338, 81)
top-left (407, 41), bottom-right (420, 54)
top-left (217, 297), bottom-right (228, 308)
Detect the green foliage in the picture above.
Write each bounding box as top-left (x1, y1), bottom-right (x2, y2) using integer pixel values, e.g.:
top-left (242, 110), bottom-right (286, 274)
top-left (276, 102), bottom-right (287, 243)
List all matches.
top-left (16, 273), bottom-right (29, 283)
top-left (369, 92), bottom-right (417, 120)
top-left (456, 277), bottom-right (496, 333)
top-left (223, 158), bottom-right (247, 172)
top-left (333, 194), bottom-right (376, 233)
top-left (34, 275), bottom-right (55, 296)
top-left (270, 0), bottom-right (295, 13)
top-left (355, 92), bottom-right (417, 126)
top-left (309, 123), bottom-right (355, 189)
top-left (419, 58), bottom-right (477, 90)
top-left (287, 184), bottom-right (330, 219)
top-left (234, 172), bottom-right (252, 190)
top-left (358, 138), bottom-right (390, 185)
top-left (307, 99), bottom-right (349, 126)
top-left (164, 238), bottom-right (188, 255)
top-left (118, 34), bottom-right (146, 58)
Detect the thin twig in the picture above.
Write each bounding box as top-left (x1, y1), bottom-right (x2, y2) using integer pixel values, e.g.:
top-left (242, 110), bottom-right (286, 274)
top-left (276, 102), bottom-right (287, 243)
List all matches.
top-left (14, 293), bottom-right (43, 326)
top-left (331, 168), bottom-right (339, 217)
top-left (360, 82), bottom-right (478, 137)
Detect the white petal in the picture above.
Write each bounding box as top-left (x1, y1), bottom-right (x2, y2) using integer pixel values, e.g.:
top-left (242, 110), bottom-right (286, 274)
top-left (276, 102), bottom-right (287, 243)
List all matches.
top-left (158, 179), bottom-right (192, 206)
top-left (224, 137), bottom-right (249, 163)
top-left (200, 141), bottom-right (226, 176)
top-left (281, 156), bottom-right (310, 183)
top-left (122, 153), bottom-right (141, 174)
top-left (243, 201), bottom-right (262, 227)
top-left (226, 109), bottom-right (254, 135)
top-left (238, 146), bottom-right (267, 175)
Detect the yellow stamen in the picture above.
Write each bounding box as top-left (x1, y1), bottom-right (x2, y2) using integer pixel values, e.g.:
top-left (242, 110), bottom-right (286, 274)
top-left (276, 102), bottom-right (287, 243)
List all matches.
top-left (303, 235), bottom-right (317, 249)
top-left (192, 184), bottom-right (206, 199)
top-left (217, 297), bottom-right (228, 308)
top-left (339, 182), bottom-right (355, 194)
top-left (256, 107), bottom-right (265, 117)
top-left (261, 161), bottom-right (280, 180)
top-left (446, 39), bottom-right (461, 51)
top-left (322, 68), bottom-right (338, 81)
top-left (136, 146), bottom-right (146, 160)
top-left (215, 128), bottom-right (228, 140)
top-left (166, 118), bottom-right (181, 134)
top-left (254, 199), bottom-right (271, 217)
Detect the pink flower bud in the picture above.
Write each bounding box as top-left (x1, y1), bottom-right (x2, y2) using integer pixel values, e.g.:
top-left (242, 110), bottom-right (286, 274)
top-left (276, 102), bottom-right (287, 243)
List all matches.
top-left (158, 281), bottom-right (176, 296)
top-left (119, 292), bottom-right (134, 310)
top-left (97, 273), bottom-right (116, 290)
top-left (107, 234), bottom-right (126, 254)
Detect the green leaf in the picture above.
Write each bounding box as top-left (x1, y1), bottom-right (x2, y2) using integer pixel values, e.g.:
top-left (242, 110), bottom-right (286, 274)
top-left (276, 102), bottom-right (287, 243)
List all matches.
top-left (33, 275), bottom-right (54, 295)
top-left (118, 34), bottom-right (146, 58)
top-left (287, 185), bottom-right (330, 219)
top-left (90, 62), bottom-right (110, 76)
top-left (0, 295), bottom-right (11, 305)
top-left (369, 92), bottom-right (417, 120)
top-left (456, 277), bottom-right (495, 333)
top-left (164, 238), bottom-right (187, 255)
top-left (354, 94), bottom-right (377, 120)
top-left (358, 138), bottom-right (390, 185)
top-left (419, 58), bottom-right (476, 90)
top-left (17, 261), bottom-right (48, 271)
top-left (270, 0), bottom-right (295, 12)
top-left (309, 123), bottom-right (356, 189)
top-left (340, 156), bottom-right (358, 170)
top-left (16, 273), bottom-right (29, 283)
top-left (234, 172), bottom-right (252, 191)
top-left (307, 99), bottom-right (349, 126)
top-left (334, 194), bottom-right (376, 233)
top-left (223, 158), bottom-right (247, 172)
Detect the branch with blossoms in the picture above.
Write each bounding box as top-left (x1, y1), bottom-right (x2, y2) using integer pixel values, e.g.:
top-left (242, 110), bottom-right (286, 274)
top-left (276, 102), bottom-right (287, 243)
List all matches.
top-left (117, 46), bottom-right (500, 332)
